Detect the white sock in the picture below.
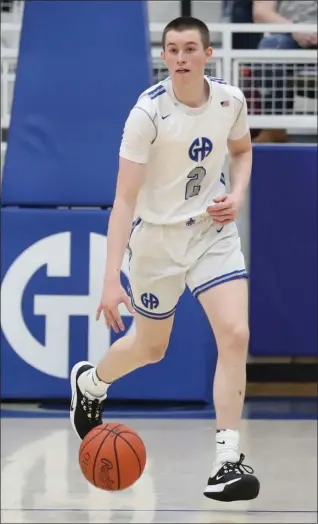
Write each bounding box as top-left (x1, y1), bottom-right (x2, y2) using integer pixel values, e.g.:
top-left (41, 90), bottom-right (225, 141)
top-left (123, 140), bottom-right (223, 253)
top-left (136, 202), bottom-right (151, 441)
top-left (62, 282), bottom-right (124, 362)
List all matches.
top-left (78, 368), bottom-right (110, 398)
top-left (214, 429), bottom-right (240, 470)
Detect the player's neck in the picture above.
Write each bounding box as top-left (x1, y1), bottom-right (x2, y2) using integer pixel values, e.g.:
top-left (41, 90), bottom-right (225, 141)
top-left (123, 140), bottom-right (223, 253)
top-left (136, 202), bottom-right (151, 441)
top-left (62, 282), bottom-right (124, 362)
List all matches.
top-left (172, 77), bottom-right (210, 108)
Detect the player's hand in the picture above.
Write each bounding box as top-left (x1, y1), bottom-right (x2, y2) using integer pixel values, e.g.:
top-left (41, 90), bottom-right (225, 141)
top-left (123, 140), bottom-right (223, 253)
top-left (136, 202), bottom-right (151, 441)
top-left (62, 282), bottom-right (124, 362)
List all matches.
top-left (292, 32), bottom-right (317, 48)
top-left (206, 193), bottom-right (243, 225)
top-left (96, 281), bottom-right (135, 333)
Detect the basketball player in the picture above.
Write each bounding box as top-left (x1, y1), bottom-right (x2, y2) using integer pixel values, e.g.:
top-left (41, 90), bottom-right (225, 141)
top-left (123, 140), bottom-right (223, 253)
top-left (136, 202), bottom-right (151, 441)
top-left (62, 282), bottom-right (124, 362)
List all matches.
top-left (70, 16), bottom-right (260, 502)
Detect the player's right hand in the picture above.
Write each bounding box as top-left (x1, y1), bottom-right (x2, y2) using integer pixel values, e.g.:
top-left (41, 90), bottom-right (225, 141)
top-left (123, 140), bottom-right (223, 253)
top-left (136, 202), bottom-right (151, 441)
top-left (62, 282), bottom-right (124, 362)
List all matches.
top-left (96, 282), bottom-right (135, 333)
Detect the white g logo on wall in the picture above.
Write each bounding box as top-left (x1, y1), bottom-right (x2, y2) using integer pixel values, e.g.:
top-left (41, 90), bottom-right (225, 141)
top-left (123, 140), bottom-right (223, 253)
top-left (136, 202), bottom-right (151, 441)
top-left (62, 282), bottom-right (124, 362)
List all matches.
top-left (0, 232), bottom-right (135, 379)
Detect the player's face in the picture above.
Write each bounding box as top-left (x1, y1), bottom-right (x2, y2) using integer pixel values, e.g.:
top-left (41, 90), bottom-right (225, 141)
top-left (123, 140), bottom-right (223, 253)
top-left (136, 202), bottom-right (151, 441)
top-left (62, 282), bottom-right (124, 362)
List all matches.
top-left (161, 29), bottom-right (213, 84)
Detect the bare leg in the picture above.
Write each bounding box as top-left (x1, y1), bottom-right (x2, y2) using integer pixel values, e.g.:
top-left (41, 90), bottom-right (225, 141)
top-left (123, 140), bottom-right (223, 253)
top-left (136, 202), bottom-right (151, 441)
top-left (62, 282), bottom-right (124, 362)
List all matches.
top-left (79, 312), bottom-right (175, 396)
top-left (199, 278), bottom-right (249, 462)
top-left (70, 312), bottom-right (175, 440)
top-left (97, 312), bottom-right (175, 382)
top-left (200, 278), bottom-right (260, 501)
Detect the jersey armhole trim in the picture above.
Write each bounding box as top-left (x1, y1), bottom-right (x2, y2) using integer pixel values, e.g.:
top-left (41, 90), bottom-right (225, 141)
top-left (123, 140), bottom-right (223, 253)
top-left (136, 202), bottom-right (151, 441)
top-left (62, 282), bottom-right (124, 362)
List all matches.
top-left (134, 106), bottom-right (158, 144)
top-left (232, 95), bottom-right (244, 126)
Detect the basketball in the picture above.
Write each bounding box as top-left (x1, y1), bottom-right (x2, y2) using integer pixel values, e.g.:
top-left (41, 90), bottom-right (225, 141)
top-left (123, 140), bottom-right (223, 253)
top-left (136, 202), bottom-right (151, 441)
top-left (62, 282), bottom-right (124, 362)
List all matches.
top-left (79, 423), bottom-right (146, 490)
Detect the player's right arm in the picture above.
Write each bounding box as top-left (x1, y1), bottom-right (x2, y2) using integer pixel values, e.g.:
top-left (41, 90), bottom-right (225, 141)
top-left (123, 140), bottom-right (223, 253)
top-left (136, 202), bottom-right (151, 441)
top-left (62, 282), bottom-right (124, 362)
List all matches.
top-left (98, 158), bottom-right (145, 332)
top-left (96, 96), bottom-right (157, 332)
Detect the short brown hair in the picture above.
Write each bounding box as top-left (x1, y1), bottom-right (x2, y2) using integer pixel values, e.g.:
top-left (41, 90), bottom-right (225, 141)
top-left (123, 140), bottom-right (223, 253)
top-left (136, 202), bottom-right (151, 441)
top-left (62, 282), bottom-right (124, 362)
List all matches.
top-left (162, 16), bottom-right (210, 49)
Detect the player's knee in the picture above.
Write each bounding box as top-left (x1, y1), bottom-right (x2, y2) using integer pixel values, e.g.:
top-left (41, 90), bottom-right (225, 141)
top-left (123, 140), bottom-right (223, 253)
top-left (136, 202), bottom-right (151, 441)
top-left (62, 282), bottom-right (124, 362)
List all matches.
top-left (233, 324), bottom-right (249, 351)
top-left (145, 341), bottom-right (168, 363)
top-left (137, 340), bottom-right (168, 364)
top-left (220, 322), bottom-right (249, 352)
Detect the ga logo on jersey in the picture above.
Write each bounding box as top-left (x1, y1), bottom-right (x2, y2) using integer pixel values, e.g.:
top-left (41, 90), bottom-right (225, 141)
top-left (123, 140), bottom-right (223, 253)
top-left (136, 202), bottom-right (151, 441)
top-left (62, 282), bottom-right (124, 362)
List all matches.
top-left (141, 293), bottom-right (159, 310)
top-left (189, 137), bottom-right (213, 162)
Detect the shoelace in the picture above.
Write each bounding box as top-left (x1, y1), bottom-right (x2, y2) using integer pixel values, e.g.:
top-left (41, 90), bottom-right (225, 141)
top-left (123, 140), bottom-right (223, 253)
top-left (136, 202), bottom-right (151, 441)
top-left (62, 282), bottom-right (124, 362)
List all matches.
top-left (81, 397), bottom-right (103, 421)
top-left (224, 453), bottom-right (254, 475)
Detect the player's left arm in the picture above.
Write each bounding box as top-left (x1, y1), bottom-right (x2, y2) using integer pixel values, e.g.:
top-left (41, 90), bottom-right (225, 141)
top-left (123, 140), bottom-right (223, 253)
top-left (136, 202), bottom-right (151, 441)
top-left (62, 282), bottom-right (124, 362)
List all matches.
top-left (207, 94), bottom-right (252, 225)
top-left (227, 129), bottom-right (252, 204)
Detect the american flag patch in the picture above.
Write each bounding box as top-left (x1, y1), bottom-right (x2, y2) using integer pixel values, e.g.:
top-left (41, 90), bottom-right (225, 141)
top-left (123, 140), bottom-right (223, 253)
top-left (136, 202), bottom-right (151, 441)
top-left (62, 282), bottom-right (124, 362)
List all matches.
top-left (221, 100), bottom-right (230, 107)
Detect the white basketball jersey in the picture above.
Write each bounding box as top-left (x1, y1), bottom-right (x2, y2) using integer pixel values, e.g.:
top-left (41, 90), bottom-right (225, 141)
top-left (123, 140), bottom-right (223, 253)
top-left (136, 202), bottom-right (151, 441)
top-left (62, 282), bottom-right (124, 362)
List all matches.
top-left (119, 76), bottom-right (249, 225)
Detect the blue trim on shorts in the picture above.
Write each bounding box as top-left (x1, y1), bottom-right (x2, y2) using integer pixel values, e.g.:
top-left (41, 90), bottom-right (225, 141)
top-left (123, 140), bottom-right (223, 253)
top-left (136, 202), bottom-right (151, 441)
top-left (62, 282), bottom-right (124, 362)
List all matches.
top-left (129, 288), bottom-right (176, 320)
top-left (192, 269), bottom-right (248, 299)
top-left (127, 217), bottom-right (142, 256)
top-left (130, 217), bottom-right (142, 238)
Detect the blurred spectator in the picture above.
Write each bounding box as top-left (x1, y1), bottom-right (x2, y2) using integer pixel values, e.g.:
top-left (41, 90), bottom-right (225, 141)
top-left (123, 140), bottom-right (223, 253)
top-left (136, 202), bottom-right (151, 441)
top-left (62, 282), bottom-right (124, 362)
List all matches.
top-left (1, 0), bottom-right (14, 13)
top-left (223, 0), bottom-right (263, 50)
top-left (222, 1), bottom-right (263, 139)
top-left (253, 0), bottom-right (317, 143)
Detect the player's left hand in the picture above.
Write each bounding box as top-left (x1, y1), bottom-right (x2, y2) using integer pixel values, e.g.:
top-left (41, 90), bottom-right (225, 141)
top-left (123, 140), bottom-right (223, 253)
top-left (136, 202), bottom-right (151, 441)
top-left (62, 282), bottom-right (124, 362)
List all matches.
top-left (206, 193), bottom-right (243, 225)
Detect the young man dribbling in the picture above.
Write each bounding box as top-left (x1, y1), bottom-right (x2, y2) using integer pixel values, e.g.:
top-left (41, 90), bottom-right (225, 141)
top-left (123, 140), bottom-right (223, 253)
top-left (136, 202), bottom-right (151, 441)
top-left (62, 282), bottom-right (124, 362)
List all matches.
top-left (70, 16), bottom-right (260, 502)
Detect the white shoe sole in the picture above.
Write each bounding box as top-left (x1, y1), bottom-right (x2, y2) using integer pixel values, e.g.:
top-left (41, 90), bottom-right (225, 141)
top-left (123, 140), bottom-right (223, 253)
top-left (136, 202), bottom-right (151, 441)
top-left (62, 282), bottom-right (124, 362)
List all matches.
top-left (70, 360), bottom-right (92, 441)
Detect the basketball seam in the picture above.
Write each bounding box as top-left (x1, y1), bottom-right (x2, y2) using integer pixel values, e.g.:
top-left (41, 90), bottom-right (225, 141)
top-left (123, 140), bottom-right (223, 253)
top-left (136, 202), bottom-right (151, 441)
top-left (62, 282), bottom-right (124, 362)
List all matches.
top-left (116, 431), bottom-right (145, 446)
top-left (102, 429), bottom-right (145, 476)
top-left (116, 433), bottom-right (143, 475)
top-left (113, 435), bottom-right (121, 490)
top-left (79, 424), bottom-right (108, 457)
top-left (92, 424), bottom-right (122, 489)
top-left (101, 428), bottom-right (145, 446)
top-left (92, 431), bottom-right (111, 487)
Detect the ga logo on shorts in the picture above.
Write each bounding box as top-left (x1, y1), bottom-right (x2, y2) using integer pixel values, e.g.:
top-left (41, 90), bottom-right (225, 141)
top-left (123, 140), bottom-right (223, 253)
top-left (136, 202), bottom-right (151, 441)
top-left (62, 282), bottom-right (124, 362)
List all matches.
top-left (141, 293), bottom-right (159, 310)
top-left (189, 137), bottom-right (213, 162)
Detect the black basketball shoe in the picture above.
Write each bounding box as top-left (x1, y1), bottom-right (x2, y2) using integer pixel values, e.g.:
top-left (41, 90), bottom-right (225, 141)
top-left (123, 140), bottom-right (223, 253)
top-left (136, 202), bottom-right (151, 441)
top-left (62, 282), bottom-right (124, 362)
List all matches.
top-left (70, 361), bottom-right (106, 440)
top-left (204, 453), bottom-right (260, 502)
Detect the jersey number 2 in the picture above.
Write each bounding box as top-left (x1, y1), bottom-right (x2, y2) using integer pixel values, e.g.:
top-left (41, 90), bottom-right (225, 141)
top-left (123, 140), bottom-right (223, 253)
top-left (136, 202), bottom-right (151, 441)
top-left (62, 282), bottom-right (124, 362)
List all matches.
top-left (185, 167), bottom-right (206, 200)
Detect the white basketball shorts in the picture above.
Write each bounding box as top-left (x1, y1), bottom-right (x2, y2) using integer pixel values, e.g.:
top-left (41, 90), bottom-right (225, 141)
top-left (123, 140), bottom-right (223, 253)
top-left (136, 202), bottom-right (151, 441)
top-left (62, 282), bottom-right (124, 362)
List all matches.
top-left (127, 216), bottom-right (247, 319)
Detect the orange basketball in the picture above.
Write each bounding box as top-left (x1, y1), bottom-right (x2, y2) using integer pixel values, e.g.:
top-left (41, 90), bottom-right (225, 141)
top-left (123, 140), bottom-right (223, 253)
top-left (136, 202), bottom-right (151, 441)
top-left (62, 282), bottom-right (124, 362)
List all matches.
top-left (79, 423), bottom-right (146, 490)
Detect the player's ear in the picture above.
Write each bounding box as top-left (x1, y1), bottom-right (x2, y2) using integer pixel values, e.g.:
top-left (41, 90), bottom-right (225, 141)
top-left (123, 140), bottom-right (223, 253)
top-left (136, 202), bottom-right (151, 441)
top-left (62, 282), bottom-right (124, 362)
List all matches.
top-left (205, 47), bottom-right (213, 60)
top-left (160, 49), bottom-right (166, 62)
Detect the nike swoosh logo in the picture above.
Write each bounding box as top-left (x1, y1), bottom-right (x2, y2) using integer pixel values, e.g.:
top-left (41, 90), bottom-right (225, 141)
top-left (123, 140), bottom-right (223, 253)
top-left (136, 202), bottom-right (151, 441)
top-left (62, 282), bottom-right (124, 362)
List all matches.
top-left (216, 226), bottom-right (224, 233)
top-left (215, 476), bottom-right (241, 484)
top-left (217, 440), bottom-right (225, 444)
top-left (226, 478), bottom-right (241, 486)
top-left (162, 114), bottom-right (170, 120)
